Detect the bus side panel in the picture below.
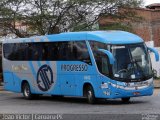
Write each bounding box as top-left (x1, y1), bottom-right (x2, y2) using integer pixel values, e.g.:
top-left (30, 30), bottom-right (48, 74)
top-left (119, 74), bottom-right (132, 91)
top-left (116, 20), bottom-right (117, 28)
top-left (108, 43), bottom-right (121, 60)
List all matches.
top-left (26, 61), bottom-right (61, 95)
top-left (75, 75), bottom-right (84, 96)
top-left (3, 71), bottom-right (21, 92)
top-left (47, 75), bottom-right (61, 95)
top-left (75, 75), bottom-right (97, 97)
top-left (94, 75), bottom-right (113, 98)
top-left (16, 73), bottom-right (36, 94)
top-left (58, 61), bottom-right (98, 97)
top-left (3, 72), bottom-right (14, 91)
top-left (12, 73), bottom-right (21, 92)
top-left (59, 75), bottom-right (76, 96)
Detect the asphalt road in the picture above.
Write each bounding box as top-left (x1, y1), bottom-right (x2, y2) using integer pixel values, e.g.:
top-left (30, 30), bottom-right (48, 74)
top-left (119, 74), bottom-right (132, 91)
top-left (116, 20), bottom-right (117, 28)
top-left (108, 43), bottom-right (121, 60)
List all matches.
top-left (0, 90), bottom-right (160, 120)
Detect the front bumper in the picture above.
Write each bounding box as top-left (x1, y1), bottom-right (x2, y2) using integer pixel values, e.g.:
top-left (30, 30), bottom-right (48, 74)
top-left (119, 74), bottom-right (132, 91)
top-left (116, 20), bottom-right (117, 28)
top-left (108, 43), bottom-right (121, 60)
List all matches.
top-left (96, 78), bottom-right (154, 99)
top-left (97, 85), bottom-right (154, 99)
top-left (110, 85), bottom-right (154, 99)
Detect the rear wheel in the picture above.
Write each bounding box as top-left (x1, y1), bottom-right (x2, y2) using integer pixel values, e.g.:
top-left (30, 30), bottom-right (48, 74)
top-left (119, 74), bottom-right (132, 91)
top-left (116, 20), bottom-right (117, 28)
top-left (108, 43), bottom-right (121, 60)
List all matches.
top-left (22, 82), bottom-right (34, 100)
top-left (121, 97), bottom-right (130, 103)
top-left (86, 86), bottom-right (96, 104)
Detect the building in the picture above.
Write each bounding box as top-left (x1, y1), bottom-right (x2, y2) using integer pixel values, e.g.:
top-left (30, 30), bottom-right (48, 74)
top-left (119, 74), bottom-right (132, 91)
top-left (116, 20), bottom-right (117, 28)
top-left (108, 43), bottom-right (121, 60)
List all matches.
top-left (99, 3), bottom-right (160, 77)
top-left (99, 3), bottom-right (160, 47)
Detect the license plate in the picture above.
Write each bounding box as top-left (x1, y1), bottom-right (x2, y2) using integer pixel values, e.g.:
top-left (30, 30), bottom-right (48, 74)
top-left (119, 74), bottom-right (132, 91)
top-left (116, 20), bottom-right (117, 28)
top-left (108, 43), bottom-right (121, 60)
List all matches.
top-left (134, 82), bottom-right (142, 86)
top-left (133, 92), bottom-right (140, 95)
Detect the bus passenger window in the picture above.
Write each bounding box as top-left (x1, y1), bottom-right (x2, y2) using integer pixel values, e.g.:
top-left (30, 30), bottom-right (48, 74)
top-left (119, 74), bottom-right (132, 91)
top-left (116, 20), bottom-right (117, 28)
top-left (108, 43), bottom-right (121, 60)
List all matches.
top-left (47, 42), bottom-right (60, 60)
top-left (3, 41), bottom-right (91, 63)
top-left (3, 43), bottom-right (14, 60)
top-left (73, 41), bottom-right (91, 64)
top-left (94, 51), bottom-right (109, 76)
top-left (89, 41), bottom-right (110, 76)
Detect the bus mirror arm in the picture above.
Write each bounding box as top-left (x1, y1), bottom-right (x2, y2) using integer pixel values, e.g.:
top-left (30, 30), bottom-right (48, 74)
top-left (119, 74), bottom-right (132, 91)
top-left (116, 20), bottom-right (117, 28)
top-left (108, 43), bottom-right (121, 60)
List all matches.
top-left (98, 49), bottom-right (115, 64)
top-left (147, 47), bottom-right (159, 62)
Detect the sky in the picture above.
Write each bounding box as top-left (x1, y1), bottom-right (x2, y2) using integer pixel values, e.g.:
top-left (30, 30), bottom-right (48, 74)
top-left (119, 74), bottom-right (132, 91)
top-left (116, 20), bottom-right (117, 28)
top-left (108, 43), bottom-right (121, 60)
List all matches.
top-left (144, 0), bottom-right (160, 6)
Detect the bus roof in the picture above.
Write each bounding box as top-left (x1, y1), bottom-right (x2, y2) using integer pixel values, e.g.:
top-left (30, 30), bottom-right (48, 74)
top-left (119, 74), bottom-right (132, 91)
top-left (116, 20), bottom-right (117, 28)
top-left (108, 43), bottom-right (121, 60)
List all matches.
top-left (3, 31), bottom-right (143, 44)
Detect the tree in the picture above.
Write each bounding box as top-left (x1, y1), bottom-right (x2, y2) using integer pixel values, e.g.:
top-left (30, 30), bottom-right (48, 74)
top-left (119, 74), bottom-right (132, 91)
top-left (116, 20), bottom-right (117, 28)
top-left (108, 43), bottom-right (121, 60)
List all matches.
top-left (0, 0), bottom-right (143, 37)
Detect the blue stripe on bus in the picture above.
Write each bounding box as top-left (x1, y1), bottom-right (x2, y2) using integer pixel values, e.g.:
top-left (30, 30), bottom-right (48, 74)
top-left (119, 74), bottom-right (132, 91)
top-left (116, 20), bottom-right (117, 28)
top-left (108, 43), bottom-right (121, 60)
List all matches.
top-left (40, 71), bottom-right (49, 90)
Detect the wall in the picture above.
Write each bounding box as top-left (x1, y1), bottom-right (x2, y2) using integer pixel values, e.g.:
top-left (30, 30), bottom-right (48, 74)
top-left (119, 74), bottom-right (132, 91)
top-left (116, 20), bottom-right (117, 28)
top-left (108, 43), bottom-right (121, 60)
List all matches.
top-left (99, 7), bottom-right (160, 47)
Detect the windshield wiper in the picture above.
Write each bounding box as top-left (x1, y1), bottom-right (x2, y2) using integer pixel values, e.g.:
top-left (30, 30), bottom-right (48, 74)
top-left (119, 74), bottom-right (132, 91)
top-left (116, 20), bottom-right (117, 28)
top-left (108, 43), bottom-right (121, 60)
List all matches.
top-left (132, 60), bottom-right (146, 79)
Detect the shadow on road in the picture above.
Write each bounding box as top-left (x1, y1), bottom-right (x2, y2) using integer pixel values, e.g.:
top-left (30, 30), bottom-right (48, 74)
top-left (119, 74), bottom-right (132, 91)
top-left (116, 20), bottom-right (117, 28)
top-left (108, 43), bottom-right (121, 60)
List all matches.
top-left (12, 94), bottom-right (149, 105)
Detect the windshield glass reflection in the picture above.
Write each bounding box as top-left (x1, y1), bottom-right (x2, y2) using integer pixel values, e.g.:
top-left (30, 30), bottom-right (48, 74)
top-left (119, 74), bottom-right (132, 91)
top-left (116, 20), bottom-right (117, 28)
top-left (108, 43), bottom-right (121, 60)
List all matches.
top-left (112, 44), bottom-right (152, 81)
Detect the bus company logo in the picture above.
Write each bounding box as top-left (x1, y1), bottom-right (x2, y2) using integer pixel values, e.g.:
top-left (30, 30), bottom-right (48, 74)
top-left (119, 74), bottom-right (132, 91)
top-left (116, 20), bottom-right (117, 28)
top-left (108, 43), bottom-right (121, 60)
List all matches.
top-left (37, 64), bottom-right (54, 91)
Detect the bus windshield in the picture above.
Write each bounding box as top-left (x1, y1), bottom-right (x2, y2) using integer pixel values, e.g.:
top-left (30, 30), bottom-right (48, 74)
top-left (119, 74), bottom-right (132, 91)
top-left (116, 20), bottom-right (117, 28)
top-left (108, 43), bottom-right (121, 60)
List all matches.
top-left (111, 44), bottom-right (152, 81)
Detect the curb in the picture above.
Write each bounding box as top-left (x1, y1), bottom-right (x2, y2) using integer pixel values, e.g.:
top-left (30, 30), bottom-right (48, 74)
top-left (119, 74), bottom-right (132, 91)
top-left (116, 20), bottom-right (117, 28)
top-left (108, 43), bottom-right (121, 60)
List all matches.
top-left (0, 86), bottom-right (3, 91)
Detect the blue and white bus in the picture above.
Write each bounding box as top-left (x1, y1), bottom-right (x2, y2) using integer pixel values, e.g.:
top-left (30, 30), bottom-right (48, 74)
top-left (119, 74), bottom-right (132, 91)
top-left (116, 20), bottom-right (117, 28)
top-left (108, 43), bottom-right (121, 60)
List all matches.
top-left (2, 31), bottom-right (159, 104)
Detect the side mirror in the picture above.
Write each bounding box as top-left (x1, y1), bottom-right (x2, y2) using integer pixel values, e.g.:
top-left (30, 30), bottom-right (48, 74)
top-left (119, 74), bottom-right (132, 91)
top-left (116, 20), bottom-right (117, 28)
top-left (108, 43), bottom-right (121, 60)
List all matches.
top-left (147, 47), bottom-right (159, 62)
top-left (98, 49), bottom-right (115, 64)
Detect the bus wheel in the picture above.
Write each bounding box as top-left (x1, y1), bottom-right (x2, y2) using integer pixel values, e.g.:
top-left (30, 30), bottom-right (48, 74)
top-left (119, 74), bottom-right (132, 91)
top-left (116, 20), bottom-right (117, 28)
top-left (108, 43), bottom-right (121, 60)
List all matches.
top-left (86, 86), bottom-right (96, 104)
top-left (22, 82), bottom-right (33, 100)
top-left (121, 97), bottom-right (130, 103)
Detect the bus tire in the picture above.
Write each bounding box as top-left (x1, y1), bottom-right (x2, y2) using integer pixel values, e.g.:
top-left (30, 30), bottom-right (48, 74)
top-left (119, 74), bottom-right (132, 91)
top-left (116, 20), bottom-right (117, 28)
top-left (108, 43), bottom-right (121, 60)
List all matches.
top-left (86, 85), bottom-right (96, 104)
top-left (121, 97), bottom-right (130, 103)
top-left (22, 82), bottom-right (34, 100)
